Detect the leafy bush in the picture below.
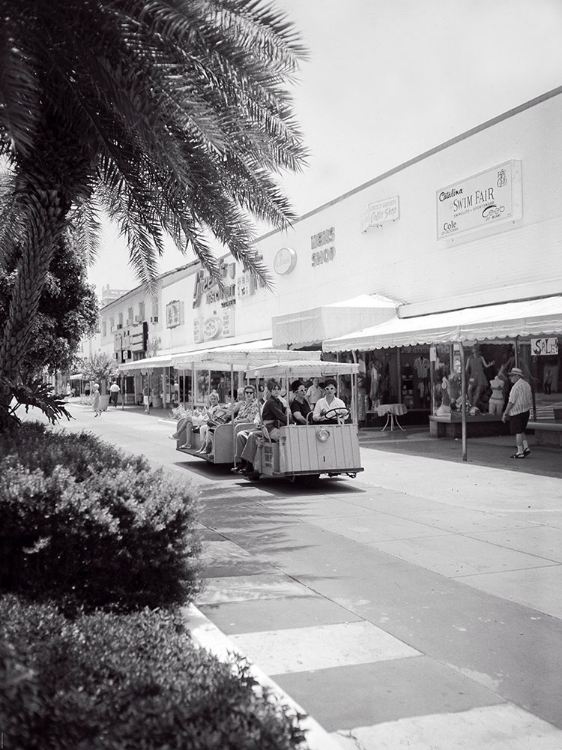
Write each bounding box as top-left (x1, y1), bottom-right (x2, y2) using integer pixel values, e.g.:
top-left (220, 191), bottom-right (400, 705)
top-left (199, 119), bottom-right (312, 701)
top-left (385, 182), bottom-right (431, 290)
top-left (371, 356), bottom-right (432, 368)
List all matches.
top-left (0, 422), bottom-right (149, 480)
top-left (0, 425), bottom-right (201, 612)
top-left (0, 596), bottom-right (306, 750)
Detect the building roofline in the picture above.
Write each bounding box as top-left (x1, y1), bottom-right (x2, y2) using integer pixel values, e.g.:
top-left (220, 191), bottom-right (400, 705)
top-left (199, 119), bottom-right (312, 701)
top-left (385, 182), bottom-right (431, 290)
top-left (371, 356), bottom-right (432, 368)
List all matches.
top-left (257, 85), bottom-right (562, 240)
top-left (99, 259), bottom-right (199, 309)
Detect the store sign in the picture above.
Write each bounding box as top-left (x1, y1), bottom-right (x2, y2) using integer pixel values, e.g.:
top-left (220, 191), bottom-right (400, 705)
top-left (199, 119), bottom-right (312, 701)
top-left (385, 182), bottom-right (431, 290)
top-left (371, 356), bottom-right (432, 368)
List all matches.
top-left (166, 300), bottom-right (182, 328)
top-left (194, 308), bottom-right (235, 344)
top-left (310, 227), bottom-right (336, 268)
top-left (437, 160), bottom-right (522, 239)
top-left (130, 322), bottom-right (147, 352)
top-left (531, 338), bottom-right (559, 356)
top-left (361, 196), bottom-right (400, 232)
top-left (274, 247), bottom-right (297, 275)
top-left (193, 261), bottom-right (236, 308)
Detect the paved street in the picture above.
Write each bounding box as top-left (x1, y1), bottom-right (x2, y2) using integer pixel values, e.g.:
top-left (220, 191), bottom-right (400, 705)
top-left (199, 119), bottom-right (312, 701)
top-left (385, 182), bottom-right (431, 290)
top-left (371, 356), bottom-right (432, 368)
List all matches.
top-left (49, 402), bottom-right (562, 749)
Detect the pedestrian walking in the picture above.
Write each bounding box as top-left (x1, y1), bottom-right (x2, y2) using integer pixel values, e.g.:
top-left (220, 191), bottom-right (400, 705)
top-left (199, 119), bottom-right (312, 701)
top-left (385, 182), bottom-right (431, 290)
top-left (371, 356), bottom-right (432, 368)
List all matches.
top-left (109, 380), bottom-right (120, 408)
top-left (92, 383), bottom-right (102, 417)
top-left (501, 367), bottom-right (532, 458)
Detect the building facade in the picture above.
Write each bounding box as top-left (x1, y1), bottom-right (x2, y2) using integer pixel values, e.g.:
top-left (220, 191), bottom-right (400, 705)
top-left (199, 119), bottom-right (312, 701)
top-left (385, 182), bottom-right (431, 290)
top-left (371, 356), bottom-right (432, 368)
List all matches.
top-left (90, 87), bottom-right (562, 423)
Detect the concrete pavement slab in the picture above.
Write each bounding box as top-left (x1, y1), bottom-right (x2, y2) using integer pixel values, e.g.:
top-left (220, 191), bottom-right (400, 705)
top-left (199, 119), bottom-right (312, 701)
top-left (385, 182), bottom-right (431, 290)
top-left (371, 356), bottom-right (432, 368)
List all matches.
top-left (369, 534), bottom-right (558, 578)
top-left (307, 510), bottom-right (453, 543)
top-left (229, 621), bottom-right (420, 674)
top-left (200, 540), bottom-right (277, 577)
top-left (470, 525), bottom-right (562, 561)
top-left (272, 657), bottom-right (504, 731)
top-left (500, 509), bottom-right (562, 529)
top-left (197, 573), bottom-right (316, 606)
top-left (199, 596), bottom-right (363, 635)
top-left (370, 505), bottom-right (543, 535)
top-left (460, 565), bottom-right (562, 619)
top-left (334, 704), bottom-right (562, 750)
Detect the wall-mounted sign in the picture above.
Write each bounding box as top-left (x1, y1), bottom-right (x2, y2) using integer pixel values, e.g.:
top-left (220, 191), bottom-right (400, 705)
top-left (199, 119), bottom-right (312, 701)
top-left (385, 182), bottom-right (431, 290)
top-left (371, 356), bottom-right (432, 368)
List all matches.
top-left (273, 247), bottom-right (297, 275)
top-left (166, 300), bottom-right (182, 328)
top-left (310, 228), bottom-right (336, 268)
top-left (311, 228), bottom-right (334, 249)
top-left (193, 261), bottom-right (236, 308)
top-left (130, 322), bottom-right (147, 353)
top-left (194, 308), bottom-right (235, 344)
top-left (437, 160), bottom-right (522, 240)
top-left (361, 196), bottom-right (400, 232)
top-left (531, 338), bottom-right (559, 356)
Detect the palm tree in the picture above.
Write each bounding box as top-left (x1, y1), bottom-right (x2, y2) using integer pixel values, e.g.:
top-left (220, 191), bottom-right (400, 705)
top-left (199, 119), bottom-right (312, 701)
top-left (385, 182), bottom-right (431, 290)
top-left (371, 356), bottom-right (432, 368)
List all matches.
top-left (0, 0), bottom-right (307, 422)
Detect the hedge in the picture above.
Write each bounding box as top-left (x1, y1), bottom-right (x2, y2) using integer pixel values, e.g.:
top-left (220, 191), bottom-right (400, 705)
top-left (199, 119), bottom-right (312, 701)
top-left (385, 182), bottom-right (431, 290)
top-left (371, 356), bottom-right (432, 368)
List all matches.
top-left (0, 596), bottom-right (306, 750)
top-left (0, 424), bottom-right (201, 612)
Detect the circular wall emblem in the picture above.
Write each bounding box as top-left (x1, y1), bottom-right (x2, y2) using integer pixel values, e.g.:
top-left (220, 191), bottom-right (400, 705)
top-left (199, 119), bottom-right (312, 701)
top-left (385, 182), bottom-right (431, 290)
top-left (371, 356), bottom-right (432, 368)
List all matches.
top-left (203, 316), bottom-right (222, 340)
top-left (273, 247), bottom-right (297, 275)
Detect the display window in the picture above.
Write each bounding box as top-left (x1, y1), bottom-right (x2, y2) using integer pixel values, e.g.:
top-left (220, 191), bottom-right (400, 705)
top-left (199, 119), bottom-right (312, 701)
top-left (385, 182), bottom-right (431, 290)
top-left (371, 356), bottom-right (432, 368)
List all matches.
top-left (400, 347), bottom-right (431, 410)
top-left (432, 341), bottom-right (516, 418)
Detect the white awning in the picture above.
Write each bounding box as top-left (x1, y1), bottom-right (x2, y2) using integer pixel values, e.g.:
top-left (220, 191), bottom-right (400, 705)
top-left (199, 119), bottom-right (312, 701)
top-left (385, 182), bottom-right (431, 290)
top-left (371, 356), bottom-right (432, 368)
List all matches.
top-left (253, 359), bottom-right (359, 379)
top-left (118, 353), bottom-right (175, 372)
top-left (323, 295), bottom-right (562, 351)
top-left (172, 341), bottom-right (321, 371)
top-left (117, 333), bottom-right (276, 373)
top-left (272, 294), bottom-right (398, 347)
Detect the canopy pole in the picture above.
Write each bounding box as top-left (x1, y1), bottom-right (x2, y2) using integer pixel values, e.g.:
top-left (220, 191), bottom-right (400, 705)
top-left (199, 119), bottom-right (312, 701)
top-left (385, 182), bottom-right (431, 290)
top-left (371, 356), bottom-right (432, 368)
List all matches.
top-left (459, 343), bottom-right (467, 461)
top-left (121, 373), bottom-right (125, 411)
top-left (231, 364), bottom-right (236, 467)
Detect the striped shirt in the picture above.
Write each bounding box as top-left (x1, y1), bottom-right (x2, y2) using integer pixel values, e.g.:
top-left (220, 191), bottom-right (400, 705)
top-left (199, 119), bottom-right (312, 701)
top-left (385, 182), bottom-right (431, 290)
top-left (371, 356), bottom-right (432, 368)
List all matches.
top-left (508, 378), bottom-right (532, 415)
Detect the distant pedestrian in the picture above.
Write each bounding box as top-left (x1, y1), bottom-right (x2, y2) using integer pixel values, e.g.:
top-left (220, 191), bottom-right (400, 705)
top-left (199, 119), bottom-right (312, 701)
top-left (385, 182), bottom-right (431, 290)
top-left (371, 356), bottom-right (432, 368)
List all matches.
top-left (143, 384), bottom-right (150, 413)
top-left (502, 367), bottom-right (532, 458)
top-left (92, 384), bottom-right (102, 417)
top-left (306, 377), bottom-right (324, 408)
top-left (109, 380), bottom-right (120, 407)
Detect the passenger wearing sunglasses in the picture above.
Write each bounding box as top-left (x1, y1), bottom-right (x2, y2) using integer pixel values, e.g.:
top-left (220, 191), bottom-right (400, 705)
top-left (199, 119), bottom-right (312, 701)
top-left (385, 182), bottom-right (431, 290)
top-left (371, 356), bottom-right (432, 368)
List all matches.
top-left (312, 379), bottom-right (348, 424)
top-left (290, 380), bottom-right (312, 424)
top-left (231, 385), bottom-right (260, 422)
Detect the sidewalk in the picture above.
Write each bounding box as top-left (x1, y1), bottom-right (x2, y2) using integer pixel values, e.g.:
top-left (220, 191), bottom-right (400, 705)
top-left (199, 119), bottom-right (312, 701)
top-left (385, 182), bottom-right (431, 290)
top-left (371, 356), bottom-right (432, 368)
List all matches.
top-left (58, 404), bottom-right (562, 749)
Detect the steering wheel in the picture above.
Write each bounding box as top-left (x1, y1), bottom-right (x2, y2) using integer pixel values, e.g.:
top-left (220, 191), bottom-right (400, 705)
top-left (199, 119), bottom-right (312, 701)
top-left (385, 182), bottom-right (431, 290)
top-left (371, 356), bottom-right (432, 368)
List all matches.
top-left (322, 408), bottom-right (351, 423)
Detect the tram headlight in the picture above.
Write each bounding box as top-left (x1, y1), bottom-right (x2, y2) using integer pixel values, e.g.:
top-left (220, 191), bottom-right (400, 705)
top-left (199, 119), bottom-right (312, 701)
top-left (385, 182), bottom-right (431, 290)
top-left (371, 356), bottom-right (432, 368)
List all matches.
top-left (316, 428), bottom-right (330, 443)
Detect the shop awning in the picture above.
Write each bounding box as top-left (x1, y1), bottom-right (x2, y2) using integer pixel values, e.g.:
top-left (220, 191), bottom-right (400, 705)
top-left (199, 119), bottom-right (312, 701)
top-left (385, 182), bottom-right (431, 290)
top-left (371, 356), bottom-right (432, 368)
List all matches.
top-left (323, 295), bottom-right (562, 351)
top-left (118, 353), bottom-right (175, 372)
top-left (272, 294), bottom-right (398, 347)
top-left (172, 341), bottom-right (321, 371)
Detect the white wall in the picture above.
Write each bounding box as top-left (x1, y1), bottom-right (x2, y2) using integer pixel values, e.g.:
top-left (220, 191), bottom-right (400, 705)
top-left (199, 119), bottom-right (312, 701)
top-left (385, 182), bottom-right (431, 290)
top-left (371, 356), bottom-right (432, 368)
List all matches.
top-left (255, 90), bottom-right (562, 317)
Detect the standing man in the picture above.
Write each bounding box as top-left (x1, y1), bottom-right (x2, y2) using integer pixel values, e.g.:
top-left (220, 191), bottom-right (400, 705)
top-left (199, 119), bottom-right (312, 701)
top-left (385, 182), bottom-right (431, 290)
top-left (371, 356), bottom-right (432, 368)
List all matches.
top-left (109, 380), bottom-right (121, 408)
top-left (502, 367), bottom-right (532, 459)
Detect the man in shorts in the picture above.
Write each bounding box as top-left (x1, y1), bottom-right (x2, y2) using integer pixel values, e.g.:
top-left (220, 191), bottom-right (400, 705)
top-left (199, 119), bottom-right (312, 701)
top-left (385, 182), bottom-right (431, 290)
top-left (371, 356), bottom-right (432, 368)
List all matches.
top-left (501, 367), bottom-right (532, 459)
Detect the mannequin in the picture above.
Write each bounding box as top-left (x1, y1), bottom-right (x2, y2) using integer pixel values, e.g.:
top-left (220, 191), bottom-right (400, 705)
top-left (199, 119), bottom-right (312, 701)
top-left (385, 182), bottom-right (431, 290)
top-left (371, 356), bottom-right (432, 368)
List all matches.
top-left (465, 344), bottom-right (494, 409)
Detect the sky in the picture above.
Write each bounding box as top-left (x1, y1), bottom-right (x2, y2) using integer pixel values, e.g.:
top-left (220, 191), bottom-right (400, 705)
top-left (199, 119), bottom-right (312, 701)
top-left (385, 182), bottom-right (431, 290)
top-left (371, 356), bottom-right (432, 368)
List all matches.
top-left (87, 0), bottom-right (562, 295)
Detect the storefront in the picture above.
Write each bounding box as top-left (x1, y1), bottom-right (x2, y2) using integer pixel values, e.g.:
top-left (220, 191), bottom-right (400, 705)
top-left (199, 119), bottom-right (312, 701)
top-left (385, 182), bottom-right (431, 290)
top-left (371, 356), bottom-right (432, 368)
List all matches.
top-left (324, 295), bottom-right (562, 434)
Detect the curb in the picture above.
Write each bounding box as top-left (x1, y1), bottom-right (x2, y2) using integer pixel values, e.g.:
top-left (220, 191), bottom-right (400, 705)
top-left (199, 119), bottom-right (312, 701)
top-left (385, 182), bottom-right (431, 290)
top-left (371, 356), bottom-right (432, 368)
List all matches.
top-left (182, 604), bottom-right (342, 750)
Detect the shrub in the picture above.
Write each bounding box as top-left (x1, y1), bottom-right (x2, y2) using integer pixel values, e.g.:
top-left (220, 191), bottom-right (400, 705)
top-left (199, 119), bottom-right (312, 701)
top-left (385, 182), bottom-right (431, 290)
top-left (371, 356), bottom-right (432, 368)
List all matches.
top-left (0, 422), bottom-right (150, 481)
top-left (0, 427), bottom-right (201, 612)
top-left (0, 596), bottom-right (306, 750)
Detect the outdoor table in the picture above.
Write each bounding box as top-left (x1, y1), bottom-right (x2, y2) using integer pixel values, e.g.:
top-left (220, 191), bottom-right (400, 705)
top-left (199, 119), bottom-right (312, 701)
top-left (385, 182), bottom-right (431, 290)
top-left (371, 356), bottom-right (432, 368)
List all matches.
top-left (377, 403), bottom-right (407, 432)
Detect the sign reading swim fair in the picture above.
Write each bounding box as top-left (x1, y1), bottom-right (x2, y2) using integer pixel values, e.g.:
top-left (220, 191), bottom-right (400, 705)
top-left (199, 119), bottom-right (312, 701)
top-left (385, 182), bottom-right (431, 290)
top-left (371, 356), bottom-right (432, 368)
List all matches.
top-left (436, 160), bottom-right (522, 240)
